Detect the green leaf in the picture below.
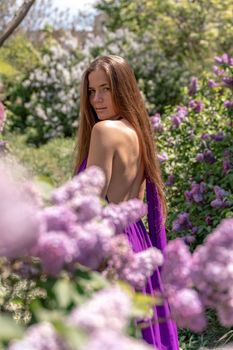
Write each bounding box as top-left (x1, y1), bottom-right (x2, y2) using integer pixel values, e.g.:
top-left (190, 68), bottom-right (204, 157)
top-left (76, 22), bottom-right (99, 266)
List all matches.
top-left (53, 279), bottom-right (73, 309)
top-left (0, 315), bottom-right (24, 341)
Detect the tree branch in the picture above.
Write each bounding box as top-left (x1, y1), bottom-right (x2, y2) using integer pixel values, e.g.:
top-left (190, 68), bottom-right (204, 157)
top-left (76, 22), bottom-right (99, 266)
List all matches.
top-left (0, 0), bottom-right (36, 47)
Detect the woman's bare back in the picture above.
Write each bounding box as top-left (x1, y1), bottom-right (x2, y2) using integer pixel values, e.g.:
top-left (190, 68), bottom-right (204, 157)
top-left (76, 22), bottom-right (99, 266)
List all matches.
top-left (107, 119), bottom-right (145, 203)
top-left (87, 118), bottom-right (145, 203)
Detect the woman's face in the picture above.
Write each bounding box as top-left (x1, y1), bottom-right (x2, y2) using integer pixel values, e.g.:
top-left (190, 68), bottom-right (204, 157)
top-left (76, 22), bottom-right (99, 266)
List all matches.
top-left (88, 69), bottom-right (119, 120)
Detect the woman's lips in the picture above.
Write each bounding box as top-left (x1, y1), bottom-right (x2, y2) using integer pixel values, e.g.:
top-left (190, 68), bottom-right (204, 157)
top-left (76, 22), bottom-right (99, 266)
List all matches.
top-left (96, 107), bottom-right (107, 111)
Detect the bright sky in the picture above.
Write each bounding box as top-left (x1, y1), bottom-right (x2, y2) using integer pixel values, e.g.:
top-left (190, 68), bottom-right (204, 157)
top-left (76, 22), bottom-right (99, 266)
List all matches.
top-left (51, 0), bottom-right (97, 14)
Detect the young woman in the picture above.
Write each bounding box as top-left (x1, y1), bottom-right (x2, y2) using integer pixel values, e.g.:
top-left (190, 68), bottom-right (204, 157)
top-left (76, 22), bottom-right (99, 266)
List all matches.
top-left (74, 55), bottom-right (179, 350)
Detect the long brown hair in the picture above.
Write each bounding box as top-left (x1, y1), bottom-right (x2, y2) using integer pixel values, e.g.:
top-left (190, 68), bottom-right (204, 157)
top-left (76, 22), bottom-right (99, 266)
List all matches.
top-left (74, 55), bottom-right (167, 219)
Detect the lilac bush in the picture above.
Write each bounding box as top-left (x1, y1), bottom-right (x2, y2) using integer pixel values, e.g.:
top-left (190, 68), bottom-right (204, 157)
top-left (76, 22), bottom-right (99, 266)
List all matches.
top-left (151, 54), bottom-right (233, 245)
top-left (162, 218), bottom-right (233, 332)
top-left (5, 32), bottom-right (90, 145)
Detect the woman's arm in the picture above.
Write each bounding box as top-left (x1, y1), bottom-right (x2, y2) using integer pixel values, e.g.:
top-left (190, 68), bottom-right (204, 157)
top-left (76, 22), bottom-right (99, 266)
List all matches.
top-left (86, 121), bottom-right (117, 198)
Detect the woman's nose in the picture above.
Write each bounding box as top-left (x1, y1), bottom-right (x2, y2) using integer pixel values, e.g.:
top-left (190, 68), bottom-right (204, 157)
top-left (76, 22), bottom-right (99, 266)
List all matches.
top-left (93, 91), bottom-right (103, 103)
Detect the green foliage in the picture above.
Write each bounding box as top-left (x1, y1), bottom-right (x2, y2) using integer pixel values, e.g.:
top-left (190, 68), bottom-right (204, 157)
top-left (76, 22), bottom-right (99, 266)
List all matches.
top-left (95, 0), bottom-right (233, 110)
top-left (0, 34), bottom-right (40, 77)
top-left (4, 133), bottom-right (75, 186)
top-left (156, 59), bottom-right (233, 245)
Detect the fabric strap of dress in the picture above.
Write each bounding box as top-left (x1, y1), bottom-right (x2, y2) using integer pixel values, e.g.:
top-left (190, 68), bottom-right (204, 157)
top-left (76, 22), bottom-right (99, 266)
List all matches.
top-left (77, 158), bottom-right (167, 254)
top-left (146, 178), bottom-right (167, 254)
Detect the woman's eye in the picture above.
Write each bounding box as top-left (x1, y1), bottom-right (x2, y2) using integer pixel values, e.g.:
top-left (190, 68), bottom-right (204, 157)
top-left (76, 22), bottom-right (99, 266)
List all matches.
top-left (103, 87), bottom-right (110, 91)
top-left (89, 90), bottom-right (95, 95)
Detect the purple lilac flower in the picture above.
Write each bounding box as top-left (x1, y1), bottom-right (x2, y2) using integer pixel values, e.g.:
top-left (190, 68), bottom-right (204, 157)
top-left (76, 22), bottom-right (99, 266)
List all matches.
top-left (102, 199), bottom-right (147, 235)
top-left (210, 198), bottom-right (224, 208)
top-left (208, 79), bottom-right (218, 88)
top-left (205, 216), bottom-right (213, 225)
top-left (150, 113), bottom-right (163, 132)
top-left (161, 238), bottom-right (192, 292)
top-left (224, 100), bottom-right (233, 108)
top-left (213, 65), bottom-right (225, 76)
top-left (70, 194), bottom-right (102, 223)
top-left (82, 330), bottom-right (153, 350)
top-left (8, 322), bottom-right (69, 350)
top-left (171, 106), bottom-right (188, 128)
top-left (168, 289), bottom-right (206, 332)
top-left (165, 174), bottom-right (175, 187)
top-left (52, 166), bottom-right (105, 205)
top-left (223, 159), bottom-right (232, 175)
top-left (191, 219), bottom-right (233, 317)
top-left (201, 133), bottom-right (211, 140)
top-left (188, 77), bottom-right (198, 96)
top-left (41, 206), bottom-right (77, 235)
top-left (172, 212), bottom-right (193, 232)
top-left (203, 149), bottom-right (216, 164)
top-left (196, 153), bottom-right (204, 162)
top-left (157, 151), bottom-right (169, 163)
top-left (184, 182), bottom-right (206, 203)
top-left (211, 132), bottom-right (225, 141)
top-left (68, 286), bottom-right (132, 333)
top-left (222, 77), bottom-right (233, 87)
top-left (74, 220), bottom-right (114, 269)
top-left (189, 100), bottom-right (204, 113)
top-left (181, 235), bottom-right (196, 244)
top-left (120, 247), bottom-right (163, 290)
top-left (35, 231), bottom-right (77, 276)
top-left (214, 186), bottom-right (227, 199)
top-left (214, 53), bottom-right (233, 66)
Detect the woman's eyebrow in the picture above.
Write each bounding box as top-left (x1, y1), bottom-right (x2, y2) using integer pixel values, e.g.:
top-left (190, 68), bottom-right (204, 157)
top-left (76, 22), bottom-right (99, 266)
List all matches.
top-left (88, 83), bottom-right (109, 89)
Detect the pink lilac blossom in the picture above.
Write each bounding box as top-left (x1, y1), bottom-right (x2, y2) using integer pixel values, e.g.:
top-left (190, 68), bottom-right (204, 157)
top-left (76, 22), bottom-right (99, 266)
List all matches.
top-left (69, 194), bottom-right (102, 223)
top-left (81, 330), bottom-right (154, 350)
top-left (168, 289), bottom-right (206, 332)
top-left (120, 247), bottom-right (163, 290)
top-left (68, 286), bottom-right (132, 333)
top-left (52, 166), bottom-right (105, 205)
top-left (41, 206), bottom-right (77, 235)
top-left (7, 322), bottom-right (69, 350)
top-left (191, 219), bottom-right (233, 325)
top-left (102, 199), bottom-right (147, 235)
top-left (73, 219), bottom-right (114, 270)
top-left (0, 172), bottom-right (41, 258)
top-left (161, 238), bottom-right (192, 293)
top-left (157, 151), bottom-right (169, 163)
top-left (34, 231), bottom-right (77, 276)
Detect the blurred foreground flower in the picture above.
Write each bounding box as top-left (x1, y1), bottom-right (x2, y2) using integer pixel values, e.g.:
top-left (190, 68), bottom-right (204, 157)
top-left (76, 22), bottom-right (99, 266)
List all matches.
top-left (162, 218), bottom-right (233, 331)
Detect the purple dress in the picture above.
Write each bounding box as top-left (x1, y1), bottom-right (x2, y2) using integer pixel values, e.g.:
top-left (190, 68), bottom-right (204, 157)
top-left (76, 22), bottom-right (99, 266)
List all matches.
top-left (78, 159), bottom-right (179, 350)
